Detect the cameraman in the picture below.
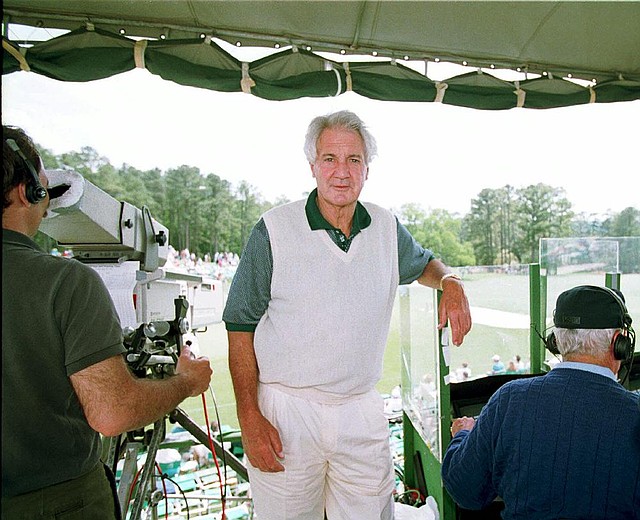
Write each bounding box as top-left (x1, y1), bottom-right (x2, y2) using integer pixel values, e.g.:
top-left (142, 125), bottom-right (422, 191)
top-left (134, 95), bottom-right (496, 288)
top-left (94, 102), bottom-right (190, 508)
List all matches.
top-left (2, 126), bottom-right (213, 518)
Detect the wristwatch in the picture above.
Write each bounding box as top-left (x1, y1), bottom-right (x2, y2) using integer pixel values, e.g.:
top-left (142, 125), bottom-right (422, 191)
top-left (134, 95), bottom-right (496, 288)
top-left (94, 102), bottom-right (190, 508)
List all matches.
top-left (440, 272), bottom-right (462, 291)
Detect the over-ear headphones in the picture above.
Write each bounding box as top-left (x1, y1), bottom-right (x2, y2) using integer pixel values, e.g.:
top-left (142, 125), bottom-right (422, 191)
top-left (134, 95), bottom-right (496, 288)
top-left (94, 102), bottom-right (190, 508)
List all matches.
top-left (545, 285), bottom-right (635, 362)
top-left (543, 331), bottom-right (560, 356)
top-left (6, 138), bottom-right (47, 204)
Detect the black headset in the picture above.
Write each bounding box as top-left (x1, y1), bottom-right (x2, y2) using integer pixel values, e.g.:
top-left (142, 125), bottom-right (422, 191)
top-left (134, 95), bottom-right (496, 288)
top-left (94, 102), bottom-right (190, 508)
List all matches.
top-left (6, 138), bottom-right (47, 204)
top-left (545, 285), bottom-right (635, 362)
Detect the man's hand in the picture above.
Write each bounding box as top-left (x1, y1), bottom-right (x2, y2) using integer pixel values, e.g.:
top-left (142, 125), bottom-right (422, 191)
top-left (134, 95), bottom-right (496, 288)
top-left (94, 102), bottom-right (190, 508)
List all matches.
top-left (438, 278), bottom-right (472, 346)
top-left (227, 332), bottom-right (284, 471)
top-left (239, 409), bottom-right (285, 472)
top-left (417, 259), bottom-right (472, 346)
top-left (175, 346), bottom-right (213, 397)
top-left (451, 416), bottom-right (476, 436)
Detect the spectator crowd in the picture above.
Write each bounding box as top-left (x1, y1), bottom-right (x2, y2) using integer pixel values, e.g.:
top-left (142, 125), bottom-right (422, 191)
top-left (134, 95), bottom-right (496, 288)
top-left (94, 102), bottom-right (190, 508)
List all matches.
top-left (165, 246), bottom-right (239, 281)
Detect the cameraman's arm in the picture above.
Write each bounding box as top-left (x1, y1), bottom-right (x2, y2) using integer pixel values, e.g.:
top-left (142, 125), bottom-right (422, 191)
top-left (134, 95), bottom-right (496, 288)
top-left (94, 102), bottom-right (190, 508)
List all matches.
top-left (70, 346), bottom-right (212, 437)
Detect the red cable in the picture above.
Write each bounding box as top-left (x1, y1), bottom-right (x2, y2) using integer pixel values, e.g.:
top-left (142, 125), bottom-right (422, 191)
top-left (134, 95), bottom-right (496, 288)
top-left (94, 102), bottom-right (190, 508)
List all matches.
top-left (202, 392), bottom-right (226, 520)
top-left (123, 465), bottom-right (144, 517)
top-left (128, 466), bottom-right (143, 507)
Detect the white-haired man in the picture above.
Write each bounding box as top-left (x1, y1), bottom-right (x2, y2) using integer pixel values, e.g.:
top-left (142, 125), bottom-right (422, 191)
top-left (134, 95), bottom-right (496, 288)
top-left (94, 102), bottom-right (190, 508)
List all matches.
top-left (442, 285), bottom-right (639, 519)
top-left (224, 110), bottom-right (472, 519)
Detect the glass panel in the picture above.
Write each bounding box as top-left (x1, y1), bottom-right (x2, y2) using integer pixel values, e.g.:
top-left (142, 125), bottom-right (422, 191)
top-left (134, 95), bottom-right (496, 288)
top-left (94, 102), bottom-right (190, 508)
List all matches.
top-left (448, 269), bottom-right (531, 381)
top-left (399, 284), bottom-right (441, 460)
top-left (540, 237), bottom-right (640, 361)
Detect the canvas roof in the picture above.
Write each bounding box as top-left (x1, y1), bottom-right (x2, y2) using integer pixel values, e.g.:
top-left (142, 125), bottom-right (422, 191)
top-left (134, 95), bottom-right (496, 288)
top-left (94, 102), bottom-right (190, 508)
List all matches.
top-left (3, 1), bottom-right (640, 109)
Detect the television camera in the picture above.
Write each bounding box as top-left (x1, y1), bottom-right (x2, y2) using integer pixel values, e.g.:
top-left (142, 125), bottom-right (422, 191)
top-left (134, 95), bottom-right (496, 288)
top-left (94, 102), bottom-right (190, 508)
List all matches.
top-left (39, 170), bottom-right (246, 519)
top-left (39, 170), bottom-right (223, 371)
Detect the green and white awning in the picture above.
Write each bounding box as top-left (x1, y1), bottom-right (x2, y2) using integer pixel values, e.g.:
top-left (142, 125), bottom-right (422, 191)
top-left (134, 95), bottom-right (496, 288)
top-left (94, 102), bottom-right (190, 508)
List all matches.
top-left (3, 1), bottom-right (640, 109)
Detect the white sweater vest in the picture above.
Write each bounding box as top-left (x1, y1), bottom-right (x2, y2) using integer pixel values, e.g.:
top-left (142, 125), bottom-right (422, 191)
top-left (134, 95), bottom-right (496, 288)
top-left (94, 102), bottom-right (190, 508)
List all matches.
top-left (254, 199), bottom-right (399, 398)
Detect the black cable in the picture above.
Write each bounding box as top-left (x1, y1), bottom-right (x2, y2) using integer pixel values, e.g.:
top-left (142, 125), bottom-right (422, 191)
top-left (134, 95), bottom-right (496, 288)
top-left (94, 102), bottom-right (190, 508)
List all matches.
top-left (209, 387), bottom-right (229, 500)
top-left (164, 475), bottom-right (190, 520)
top-left (618, 339), bottom-right (636, 386)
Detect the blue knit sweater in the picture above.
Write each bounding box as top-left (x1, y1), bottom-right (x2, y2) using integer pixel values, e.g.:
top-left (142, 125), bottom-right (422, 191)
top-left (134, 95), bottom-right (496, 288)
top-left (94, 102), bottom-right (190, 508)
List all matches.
top-left (442, 367), bottom-right (640, 519)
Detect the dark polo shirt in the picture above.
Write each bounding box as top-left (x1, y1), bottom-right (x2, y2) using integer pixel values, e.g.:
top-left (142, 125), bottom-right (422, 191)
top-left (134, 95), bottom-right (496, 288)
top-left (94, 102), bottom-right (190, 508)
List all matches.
top-left (2, 229), bottom-right (125, 497)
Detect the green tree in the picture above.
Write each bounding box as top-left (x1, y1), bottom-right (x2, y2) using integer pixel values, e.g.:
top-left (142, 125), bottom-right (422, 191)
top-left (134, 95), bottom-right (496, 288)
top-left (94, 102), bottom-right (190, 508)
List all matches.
top-left (117, 164), bottom-right (161, 216)
top-left (55, 146), bottom-right (123, 197)
top-left (604, 207), bottom-right (640, 237)
top-left (231, 181), bottom-right (268, 253)
top-left (463, 188), bottom-right (500, 265)
top-left (197, 173), bottom-right (235, 255)
top-left (138, 168), bottom-right (167, 223)
top-left (603, 207), bottom-right (640, 272)
top-left (495, 185), bottom-right (519, 264)
top-left (516, 184), bottom-right (573, 263)
top-left (398, 204), bottom-right (475, 267)
top-left (29, 143), bottom-right (284, 258)
top-left (38, 146), bottom-right (61, 170)
top-left (571, 212), bottom-right (608, 237)
top-left (164, 165), bottom-right (206, 253)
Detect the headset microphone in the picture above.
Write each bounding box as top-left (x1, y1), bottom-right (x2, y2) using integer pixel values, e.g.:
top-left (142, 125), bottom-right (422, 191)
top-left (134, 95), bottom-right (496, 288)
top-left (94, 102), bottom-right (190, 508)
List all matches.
top-left (6, 138), bottom-right (47, 204)
top-left (534, 325), bottom-right (559, 356)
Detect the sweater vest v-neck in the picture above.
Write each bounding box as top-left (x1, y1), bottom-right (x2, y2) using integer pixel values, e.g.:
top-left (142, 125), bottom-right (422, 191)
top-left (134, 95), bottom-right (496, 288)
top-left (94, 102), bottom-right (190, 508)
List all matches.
top-left (254, 199), bottom-right (399, 398)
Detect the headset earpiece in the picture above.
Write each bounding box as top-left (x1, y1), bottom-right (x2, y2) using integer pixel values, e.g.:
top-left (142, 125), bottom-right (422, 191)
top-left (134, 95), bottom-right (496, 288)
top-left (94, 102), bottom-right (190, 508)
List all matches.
top-left (25, 183), bottom-right (47, 204)
top-left (545, 332), bottom-right (559, 356)
top-left (6, 138), bottom-right (47, 204)
top-left (612, 329), bottom-right (635, 362)
top-left (598, 287), bottom-right (635, 363)
top-left (25, 181), bottom-right (48, 205)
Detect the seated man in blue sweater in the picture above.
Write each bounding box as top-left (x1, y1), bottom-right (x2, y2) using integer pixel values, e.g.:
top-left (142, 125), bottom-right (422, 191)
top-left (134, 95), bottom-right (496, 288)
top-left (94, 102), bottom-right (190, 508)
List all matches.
top-left (442, 285), bottom-right (639, 520)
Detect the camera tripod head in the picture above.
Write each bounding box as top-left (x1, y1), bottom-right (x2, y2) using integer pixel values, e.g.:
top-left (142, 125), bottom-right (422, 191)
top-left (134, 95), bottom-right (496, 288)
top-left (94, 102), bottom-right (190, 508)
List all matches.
top-left (124, 296), bottom-right (190, 377)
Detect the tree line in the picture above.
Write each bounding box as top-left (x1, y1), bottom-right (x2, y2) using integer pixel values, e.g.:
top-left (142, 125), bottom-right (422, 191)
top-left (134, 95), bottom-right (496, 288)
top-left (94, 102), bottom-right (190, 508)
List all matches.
top-left (37, 145), bottom-right (639, 267)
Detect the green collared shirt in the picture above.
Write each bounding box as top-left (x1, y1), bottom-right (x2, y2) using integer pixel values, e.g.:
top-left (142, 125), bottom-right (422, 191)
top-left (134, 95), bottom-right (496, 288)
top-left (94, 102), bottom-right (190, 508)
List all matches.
top-left (223, 190), bottom-right (434, 332)
top-left (305, 188), bottom-right (372, 252)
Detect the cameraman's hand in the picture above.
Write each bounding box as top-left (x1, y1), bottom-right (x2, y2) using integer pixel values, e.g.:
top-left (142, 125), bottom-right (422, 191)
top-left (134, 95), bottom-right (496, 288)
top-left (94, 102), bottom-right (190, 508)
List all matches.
top-left (176, 345), bottom-right (213, 396)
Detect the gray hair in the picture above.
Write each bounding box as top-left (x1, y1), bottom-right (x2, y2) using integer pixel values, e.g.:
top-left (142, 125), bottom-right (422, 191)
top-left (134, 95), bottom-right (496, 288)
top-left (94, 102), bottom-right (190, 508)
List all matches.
top-left (553, 328), bottom-right (618, 358)
top-left (303, 110), bottom-right (377, 165)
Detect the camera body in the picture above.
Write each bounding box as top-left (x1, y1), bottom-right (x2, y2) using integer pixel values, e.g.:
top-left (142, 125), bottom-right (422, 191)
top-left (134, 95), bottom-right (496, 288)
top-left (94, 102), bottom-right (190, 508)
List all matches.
top-left (39, 170), bottom-right (223, 375)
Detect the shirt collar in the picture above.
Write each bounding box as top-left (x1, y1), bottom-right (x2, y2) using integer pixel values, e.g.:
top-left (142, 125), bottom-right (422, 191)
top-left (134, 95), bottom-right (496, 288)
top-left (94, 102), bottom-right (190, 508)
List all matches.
top-left (304, 188), bottom-right (372, 235)
top-left (2, 228), bottom-right (42, 251)
top-left (555, 361), bottom-right (617, 381)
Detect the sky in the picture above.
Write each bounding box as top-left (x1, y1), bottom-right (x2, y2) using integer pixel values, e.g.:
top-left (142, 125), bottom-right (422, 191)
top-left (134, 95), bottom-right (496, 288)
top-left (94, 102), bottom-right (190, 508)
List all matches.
top-left (2, 41), bottom-right (639, 218)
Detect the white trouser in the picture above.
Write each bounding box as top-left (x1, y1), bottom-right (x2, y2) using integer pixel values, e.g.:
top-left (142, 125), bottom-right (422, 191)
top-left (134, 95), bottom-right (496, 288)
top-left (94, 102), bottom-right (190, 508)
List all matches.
top-left (247, 383), bottom-right (395, 520)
